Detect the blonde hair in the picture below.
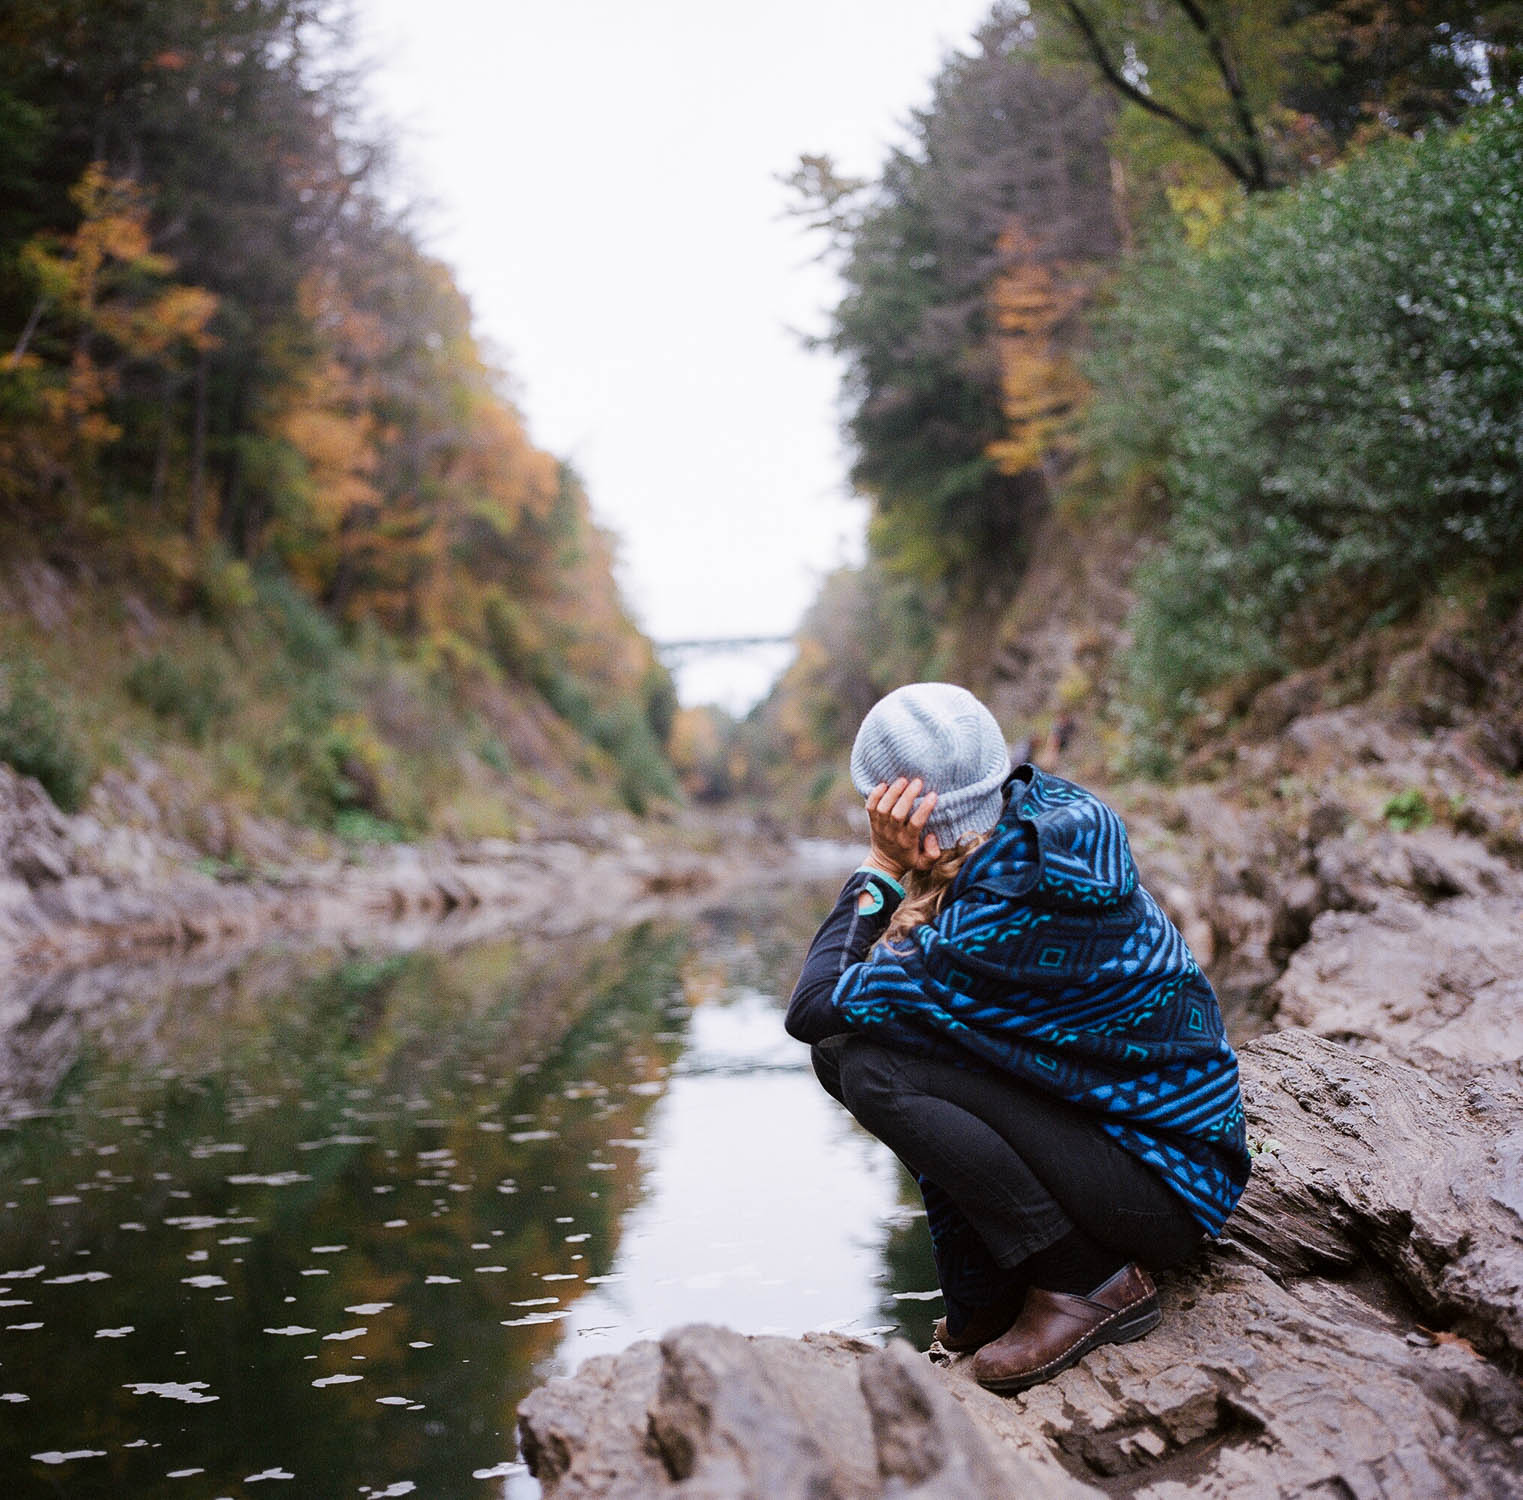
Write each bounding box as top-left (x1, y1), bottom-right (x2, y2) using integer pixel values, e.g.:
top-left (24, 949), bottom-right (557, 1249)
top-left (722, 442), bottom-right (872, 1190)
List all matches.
top-left (882, 830), bottom-right (991, 946)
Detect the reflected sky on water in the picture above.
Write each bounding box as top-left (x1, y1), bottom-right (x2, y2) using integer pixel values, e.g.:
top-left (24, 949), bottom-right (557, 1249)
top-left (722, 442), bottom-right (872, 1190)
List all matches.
top-left (0, 881), bottom-right (938, 1497)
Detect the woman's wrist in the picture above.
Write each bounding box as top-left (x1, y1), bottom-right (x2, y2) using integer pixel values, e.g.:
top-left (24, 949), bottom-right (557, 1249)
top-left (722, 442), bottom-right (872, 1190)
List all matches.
top-left (856, 858), bottom-right (907, 897)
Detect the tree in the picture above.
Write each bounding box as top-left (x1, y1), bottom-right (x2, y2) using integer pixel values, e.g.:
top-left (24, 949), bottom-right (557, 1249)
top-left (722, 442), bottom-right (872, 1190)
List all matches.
top-left (792, 7), bottom-right (1119, 609)
top-left (0, 0), bottom-right (377, 551)
top-left (1032, 0), bottom-right (1523, 197)
top-left (2, 165), bottom-right (216, 522)
top-left (986, 226), bottom-right (1094, 479)
top-left (1041, 0), bottom-right (1288, 191)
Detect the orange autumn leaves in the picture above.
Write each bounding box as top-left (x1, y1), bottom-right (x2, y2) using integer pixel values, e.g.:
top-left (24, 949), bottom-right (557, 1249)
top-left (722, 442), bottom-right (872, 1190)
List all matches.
top-left (986, 225), bottom-right (1094, 482)
top-left (4, 166), bottom-right (216, 502)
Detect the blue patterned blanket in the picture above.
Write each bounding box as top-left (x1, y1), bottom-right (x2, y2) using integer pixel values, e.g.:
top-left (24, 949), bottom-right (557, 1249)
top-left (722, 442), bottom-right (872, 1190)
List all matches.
top-left (832, 765), bottom-right (1250, 1234)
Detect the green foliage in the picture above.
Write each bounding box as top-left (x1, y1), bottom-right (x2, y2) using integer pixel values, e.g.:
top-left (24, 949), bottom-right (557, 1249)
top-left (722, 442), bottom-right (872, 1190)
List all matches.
top-left (1383, 788), bottom-right (1433, 832)
top-left (188, 546), bottom-right (257, 623)
top-left (642, 665), bottom-right (679, 751)
top-left (0, 657), bottom-right (91, 811)
top-left (256, 568), bottom-right (342, 671)
top-left (1031, 1), bottom-right (1523, 201)
top-left (476, 737), bottom-right (512, 776)
top-left (1029, 0), bottom-right (1296, 192)
top-left (531, 661), bottom-right (677, 816)
top-left (807, 768), bottom-right (838, 806)
top-left (332, 808), bottom-right (405, 845)
top-left (1102, 103), bottom-right (1523, 734)
top-left (124, 652), bottom-right (233, 744)
top-left (482, 595), bottom-right (526, 678)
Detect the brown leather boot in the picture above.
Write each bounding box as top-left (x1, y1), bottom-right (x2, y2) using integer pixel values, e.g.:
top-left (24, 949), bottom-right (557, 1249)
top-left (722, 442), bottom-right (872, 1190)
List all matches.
top-left (930, 1294), bottom-right (1024, 1354)
top-left (970, 1263), bottom-right (1160, 1393)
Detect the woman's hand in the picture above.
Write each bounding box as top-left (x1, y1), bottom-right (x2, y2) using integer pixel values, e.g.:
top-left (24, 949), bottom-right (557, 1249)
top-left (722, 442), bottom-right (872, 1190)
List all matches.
top-left (864, 777), bottom-right (940, 879)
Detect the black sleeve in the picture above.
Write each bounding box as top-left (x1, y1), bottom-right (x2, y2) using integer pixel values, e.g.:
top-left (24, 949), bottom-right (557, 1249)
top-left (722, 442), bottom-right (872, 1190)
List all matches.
top-left (784, 869), bottom-right (904, 1045)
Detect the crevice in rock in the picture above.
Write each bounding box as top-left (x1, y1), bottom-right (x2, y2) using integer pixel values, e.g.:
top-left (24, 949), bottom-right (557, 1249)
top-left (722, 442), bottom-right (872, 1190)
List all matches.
top-left (1049, 1390), bottom-right (1270, 1493)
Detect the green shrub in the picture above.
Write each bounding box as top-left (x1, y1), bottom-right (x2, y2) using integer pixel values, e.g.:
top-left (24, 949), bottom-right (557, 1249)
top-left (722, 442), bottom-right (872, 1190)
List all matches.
top-left (0, 659), bottom-right (91, 811)
top-left (256, 568), bottom-right (342, 671)
top-left (643, 665), bottom-right (678, 750)
top-left (1383, 788), bottom-right (1433, 832)
top-left (482, 594), bottom-right (539, 679)
top-left (124, 652), bottom-right (232, 744)
top-left (277, 714), bottom-right (392, 825)
top-left (333, 808), bottom-right (405, 844)
top-left (477, 737), bottom-right (512, 775)
top-left (1092, 104), bottom-right (1523, 735)
top-left (531, 661), bottom-right (678, 816)
top-left (807, 768), bottom-right (837, 805)
top-left (188, 544), bottom-right (257, 623)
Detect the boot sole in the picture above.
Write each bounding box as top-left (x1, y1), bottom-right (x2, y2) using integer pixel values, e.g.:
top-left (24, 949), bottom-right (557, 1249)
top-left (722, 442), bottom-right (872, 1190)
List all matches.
top-left (975, 1300), bottom-right (1162, 1394)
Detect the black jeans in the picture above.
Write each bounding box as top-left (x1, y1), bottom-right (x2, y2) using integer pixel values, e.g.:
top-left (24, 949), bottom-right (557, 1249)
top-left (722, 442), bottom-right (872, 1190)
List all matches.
top-left (812, 1034), bottom-right (1202, 1291)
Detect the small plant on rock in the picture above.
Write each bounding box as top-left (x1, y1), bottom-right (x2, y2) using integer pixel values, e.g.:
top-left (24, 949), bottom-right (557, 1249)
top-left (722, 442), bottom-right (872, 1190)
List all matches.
top-left (1382, 788), bottom-right (1432, 832)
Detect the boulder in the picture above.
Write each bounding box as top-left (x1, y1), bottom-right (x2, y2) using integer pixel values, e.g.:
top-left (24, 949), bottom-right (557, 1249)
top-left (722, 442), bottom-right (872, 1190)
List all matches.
top-left (518, 1326), bottom-right (1095, 1499)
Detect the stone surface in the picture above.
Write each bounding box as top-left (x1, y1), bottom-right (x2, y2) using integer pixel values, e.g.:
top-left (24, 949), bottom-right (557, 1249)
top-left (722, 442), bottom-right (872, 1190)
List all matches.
top-left (1231, 1030), bottom-right (1523, 1363)
top-left (1270, 831), bottom-right (1523, 1076)
top-left (518, 1029), bottom-right (1523, 1499)
top-left (518, 1326), bottom-right (1095, 1499)
top-left (999, 1259), bottom-right (1522, 1498)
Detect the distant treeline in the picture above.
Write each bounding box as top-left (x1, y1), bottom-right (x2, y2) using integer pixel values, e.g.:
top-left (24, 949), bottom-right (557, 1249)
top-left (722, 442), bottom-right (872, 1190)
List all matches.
top-left (720, 0), bottom-right (1523, 794)
top-left (0, 1), bottom-right (676, 822)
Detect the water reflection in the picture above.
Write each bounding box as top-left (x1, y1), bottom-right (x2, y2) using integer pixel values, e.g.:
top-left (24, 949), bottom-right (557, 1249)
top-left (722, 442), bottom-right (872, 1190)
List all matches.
top-left (0, 881), bottom-right (936, 1497)
top-left (551, 989), bottom-right (905, 1363)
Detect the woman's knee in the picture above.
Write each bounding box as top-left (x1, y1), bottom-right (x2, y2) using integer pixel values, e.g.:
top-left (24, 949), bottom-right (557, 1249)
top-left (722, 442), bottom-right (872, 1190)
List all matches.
top-left (809, 1039), bottom-right (847, 1105)
top-left (1097, 1207), bottom-right (1203, 1272)
top-left (835, 1040), bottom-right (906, 1126)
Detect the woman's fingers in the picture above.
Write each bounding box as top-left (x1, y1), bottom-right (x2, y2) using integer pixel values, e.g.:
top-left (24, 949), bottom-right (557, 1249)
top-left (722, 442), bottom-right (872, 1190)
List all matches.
top-left (863, 778), bottom-right (940, 870)
top-left (890, 777), bottom-right (921, 820)
top-left (866, 777), bottom-right (934, 829)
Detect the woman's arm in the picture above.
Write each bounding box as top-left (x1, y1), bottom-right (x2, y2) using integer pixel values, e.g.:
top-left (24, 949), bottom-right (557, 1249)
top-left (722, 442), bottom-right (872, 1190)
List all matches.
top-left (784, 867), bottom-right (904, 1044)
top-left (786, 776), bottom-right (935, 1044)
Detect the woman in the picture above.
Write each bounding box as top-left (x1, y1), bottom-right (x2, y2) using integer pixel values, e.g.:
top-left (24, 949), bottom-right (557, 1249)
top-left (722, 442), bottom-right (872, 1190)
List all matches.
top-left (786, 682), bottom-right (1249, 1394)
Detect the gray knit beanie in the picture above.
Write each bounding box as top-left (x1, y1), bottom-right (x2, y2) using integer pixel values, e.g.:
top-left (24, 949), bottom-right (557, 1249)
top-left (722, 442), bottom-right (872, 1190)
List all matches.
top-left (849, 682), bottom-right (1010, 848)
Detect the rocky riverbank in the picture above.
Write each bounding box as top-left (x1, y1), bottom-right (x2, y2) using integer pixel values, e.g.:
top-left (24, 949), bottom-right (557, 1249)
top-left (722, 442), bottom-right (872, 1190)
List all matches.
top-left (6, 696), bottom-right (1522, 1495)
top-left (0, 761), bottom-right (732, 976)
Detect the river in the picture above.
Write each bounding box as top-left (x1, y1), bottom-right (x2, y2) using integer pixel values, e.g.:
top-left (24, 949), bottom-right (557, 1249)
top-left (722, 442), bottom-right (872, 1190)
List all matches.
top-left (0, 873), bottom-right (941, 1497)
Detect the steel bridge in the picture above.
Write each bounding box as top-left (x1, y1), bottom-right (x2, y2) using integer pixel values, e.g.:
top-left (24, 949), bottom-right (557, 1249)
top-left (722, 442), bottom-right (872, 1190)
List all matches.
top-left (654, 633), bottom-right (794, 659)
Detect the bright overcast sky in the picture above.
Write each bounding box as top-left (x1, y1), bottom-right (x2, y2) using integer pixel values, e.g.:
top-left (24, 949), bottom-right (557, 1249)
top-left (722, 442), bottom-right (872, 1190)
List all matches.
top-left (355, 0), bottom-right (995, 708)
